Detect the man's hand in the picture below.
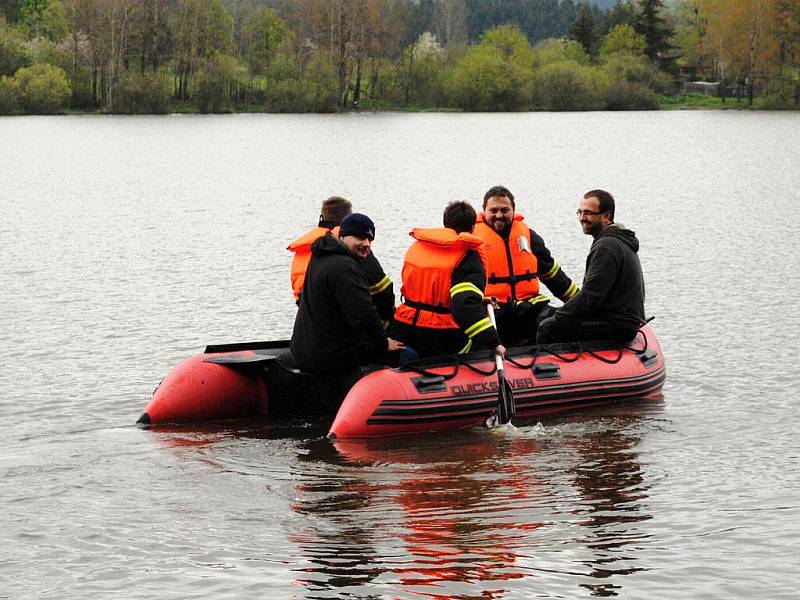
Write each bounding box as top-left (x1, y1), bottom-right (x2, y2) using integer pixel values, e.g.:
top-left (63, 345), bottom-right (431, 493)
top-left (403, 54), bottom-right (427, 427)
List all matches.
top-left (495, 344), bottom-right (506, 358)
top-left (387, 338), bottom-right (406, 352)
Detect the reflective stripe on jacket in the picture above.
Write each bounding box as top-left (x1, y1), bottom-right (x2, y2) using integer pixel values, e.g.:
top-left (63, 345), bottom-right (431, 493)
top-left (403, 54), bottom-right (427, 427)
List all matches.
top-left (287, 226), bottom-right (339, 302)
top-left (474, 213), bottom-right (539, 302)
top-left (394, 228), bottom-right (488, 330)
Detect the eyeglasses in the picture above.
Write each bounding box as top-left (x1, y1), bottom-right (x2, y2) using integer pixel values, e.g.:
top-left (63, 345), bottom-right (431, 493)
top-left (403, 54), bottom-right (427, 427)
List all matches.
top-left (576, 209), bottom-right (603, 217)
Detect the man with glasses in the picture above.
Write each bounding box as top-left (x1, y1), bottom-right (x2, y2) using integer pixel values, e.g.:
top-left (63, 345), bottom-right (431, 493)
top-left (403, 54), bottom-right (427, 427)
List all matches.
top-left (537, 190), bottom-right (645, 345)
top-left (474, 185), bottom-right (579, 345)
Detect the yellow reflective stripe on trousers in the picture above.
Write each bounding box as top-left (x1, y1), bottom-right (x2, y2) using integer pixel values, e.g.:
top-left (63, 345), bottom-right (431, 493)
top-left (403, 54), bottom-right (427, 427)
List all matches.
top-left (541, 260), bottom-right (560, 280)
top-left (457, 339), bottom-right (473, 354)
top-left (369, 275), bottom-right (392, 295)
top-left (450, 281), bottom-right (483, 298)
top-left (465, 316), bottom-right (492, 339)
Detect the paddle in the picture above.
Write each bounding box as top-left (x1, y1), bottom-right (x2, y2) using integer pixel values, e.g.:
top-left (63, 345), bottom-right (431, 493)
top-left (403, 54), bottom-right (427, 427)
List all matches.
top-left (485, 302), bottom-right (515, 424)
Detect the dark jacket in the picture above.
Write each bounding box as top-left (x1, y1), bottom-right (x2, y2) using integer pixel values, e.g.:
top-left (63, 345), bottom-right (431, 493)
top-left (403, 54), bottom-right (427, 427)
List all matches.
top-left (557, 224), bottom-right (645, 330)
top-left (388, 249), bottom-right (499, 358)
top-left (291, 233), bottom-right (388, 373)
top-left (451, 250), bottom-right (500, 349)
top-left (293, 223), bottom-right (395, 322)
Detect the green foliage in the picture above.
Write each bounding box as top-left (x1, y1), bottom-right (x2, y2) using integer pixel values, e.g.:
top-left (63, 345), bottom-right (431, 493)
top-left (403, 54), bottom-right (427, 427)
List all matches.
top-left (68, 66), bottom-right (95, 109)
top-left (198, 0), bottom-right (233, 55)
top-left (294, 53), bottom-right (339, 112)
top-left (532, 60), bottom-right (603, 110)
top-left (402, 49), bottom-right (447, 106)
top-left (599, 24), bottom-right (646, 57)
top-left (532, 38), bottom-right (590, 68)
top-left (464, 0), bottom-right (581, 44)
top-left (241, 6), bottom-right (290, 76)
top-left (24, 34), bottom-right (67, 69)
top-left (109, 69), bottom-right (172, 114)
top-left (0, 15), bottom-right (29, 76)
top-left (241, 43), bottom-right (339, 113)
top-left (13, 61), bottom-right (69, 113)
top-left (173, 0), bottom-right (234, 63)
top-left (571, 1), bottom-right (597, 54)
top-left (762, 74), bottom-right (800, 109)
top-left (393, 33), bottom-right (448, 107)
top-left (1, 0), bottom-right (22, 23)
top-left (194, 52), bottom-right (238, 113)
top-left (479, 24), bottom-right (535, 63)
top-left (444, 25), bottom-right (534, 111)
top-left (604, 80), bottom-right (658, 110)
top-left (0, 73), bottom-right (19, 113)
top-left (596, 51), bottom-right (666, 109)
top-left (635, 0), bottom-right (674, 61)
top-left (19, 0), bottom-right (66, 41)
top-left (600, 52), bottom-right (670, 94)
top-left (600, 0), bottom-right (638, 36)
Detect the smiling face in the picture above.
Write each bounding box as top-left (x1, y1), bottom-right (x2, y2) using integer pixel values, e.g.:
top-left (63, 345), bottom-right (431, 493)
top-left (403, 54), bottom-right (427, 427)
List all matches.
top-left (340, 235), bottom-right (372, 258)
top-left (484, 196), bottom-right (515, 234)
top-left (577, 195), bottom-right (612, 237)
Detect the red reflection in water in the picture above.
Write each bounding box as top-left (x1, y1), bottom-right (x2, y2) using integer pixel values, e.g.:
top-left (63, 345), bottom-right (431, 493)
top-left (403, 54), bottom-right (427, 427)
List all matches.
top-left (323, 436), bottom-right (545, 595)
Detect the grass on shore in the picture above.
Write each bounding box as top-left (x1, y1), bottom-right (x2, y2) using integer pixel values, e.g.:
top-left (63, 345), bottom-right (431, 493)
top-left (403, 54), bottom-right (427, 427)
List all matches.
top-left (657, 93), bottom-right (764, 110)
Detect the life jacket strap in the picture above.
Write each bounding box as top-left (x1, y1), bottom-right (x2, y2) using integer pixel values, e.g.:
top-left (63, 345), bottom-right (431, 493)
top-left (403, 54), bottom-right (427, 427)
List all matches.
top-left (402, 298), bottom-right (452, 315)
top-left (488, 271), bottom-right (537, 285)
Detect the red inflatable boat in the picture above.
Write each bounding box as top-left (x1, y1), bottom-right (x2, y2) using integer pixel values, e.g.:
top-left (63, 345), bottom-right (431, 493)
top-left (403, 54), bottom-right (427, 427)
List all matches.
top-left (138, 326), bottom-right (665, 438)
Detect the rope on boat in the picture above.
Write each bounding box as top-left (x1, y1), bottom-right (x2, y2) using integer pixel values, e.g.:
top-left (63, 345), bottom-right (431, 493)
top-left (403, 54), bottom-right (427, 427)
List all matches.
top-left (401, 317), bottom-right (655, 380)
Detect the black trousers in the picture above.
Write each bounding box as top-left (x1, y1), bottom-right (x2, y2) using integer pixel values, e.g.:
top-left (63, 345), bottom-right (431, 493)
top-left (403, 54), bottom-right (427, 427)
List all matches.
top-left (495, 301), bottom-right (551, 346)
top-left (536, 313), bottom-right (636, 345)
top-left (387, 320), bottom-right (471, 359)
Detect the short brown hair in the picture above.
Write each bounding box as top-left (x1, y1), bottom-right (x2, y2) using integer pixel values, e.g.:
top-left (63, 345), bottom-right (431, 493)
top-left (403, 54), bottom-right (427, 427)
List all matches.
top-left (320, 196), bottom-right (352, 225)
top-left (443, 201), bottom-right (477, 233)
top-left (482, 185), bottom-right (515, 209)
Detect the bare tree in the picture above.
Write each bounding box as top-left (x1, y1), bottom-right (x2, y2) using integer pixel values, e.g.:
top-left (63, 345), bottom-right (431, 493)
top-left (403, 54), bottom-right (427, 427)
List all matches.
top-left (432, 0), bottom-right (466, 46)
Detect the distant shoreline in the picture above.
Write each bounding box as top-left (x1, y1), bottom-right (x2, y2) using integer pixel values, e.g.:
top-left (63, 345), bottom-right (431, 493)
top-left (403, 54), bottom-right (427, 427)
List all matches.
top-left (5, 95), bottom-right (778, 117)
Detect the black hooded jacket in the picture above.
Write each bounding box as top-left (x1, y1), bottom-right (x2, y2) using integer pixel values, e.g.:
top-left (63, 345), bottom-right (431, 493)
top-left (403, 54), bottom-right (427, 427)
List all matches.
top-left (557, 224), bottom-right (645, 330)
top-left (290, 233), bottom-right (388, 373)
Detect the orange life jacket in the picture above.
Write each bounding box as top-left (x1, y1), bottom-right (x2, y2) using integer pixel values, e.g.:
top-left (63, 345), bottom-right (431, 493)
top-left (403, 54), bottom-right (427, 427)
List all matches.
top-left (287, 226), bottom-right (339, 302)
top-left (394, 228), bottom-right (488, 330)
top-left (474, 213), bottom-right (539, 302)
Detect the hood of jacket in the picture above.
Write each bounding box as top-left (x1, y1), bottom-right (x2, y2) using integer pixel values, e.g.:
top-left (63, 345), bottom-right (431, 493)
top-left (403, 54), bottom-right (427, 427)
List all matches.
top-left (311, 231), bottom-right (359, 259)
top-left (598, 223), bottom-right (639, 253)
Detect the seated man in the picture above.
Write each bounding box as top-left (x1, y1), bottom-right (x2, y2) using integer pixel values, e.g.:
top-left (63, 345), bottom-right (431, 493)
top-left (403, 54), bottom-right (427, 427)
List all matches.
top-left (287, 196), bottom-right (394, 323)
top-left (474, 185), bottom-right (579, 345)
top-left (537, 190), bottom-right (645, 344)
top-left (388, 201), bottom-right (504, 359)
top-left (291, 213), bottom-right (405, 374)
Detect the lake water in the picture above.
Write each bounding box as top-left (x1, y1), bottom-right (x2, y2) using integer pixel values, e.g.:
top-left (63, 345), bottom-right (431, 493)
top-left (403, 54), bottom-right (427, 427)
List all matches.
top-left (2, 111), bottom-right (799, 598)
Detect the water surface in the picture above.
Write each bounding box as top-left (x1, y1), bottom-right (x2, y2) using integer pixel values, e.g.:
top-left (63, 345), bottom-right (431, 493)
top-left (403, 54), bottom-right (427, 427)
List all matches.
top-left (2, 111), bottom-right (799, 598)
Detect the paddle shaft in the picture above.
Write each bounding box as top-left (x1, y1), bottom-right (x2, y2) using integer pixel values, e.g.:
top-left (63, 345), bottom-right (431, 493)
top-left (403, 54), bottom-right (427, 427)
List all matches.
top-left (485, 302), bottom-right (515, 423)
top-left (485, 302), bottom-right (504, 375)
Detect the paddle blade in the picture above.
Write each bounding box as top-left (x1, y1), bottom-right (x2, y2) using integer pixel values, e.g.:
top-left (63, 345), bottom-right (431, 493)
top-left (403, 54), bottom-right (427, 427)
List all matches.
top-left (497, 369), bottom-right (516, 424)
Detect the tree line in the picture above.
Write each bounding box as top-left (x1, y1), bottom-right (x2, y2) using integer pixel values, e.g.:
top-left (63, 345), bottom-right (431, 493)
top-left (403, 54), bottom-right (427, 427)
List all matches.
top-left (1, 0), bottom-right (798, 115)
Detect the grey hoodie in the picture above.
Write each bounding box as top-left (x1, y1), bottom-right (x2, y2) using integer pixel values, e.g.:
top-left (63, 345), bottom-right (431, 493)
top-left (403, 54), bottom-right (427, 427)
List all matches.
top-left (557, 224), bottom-right (645, 330)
